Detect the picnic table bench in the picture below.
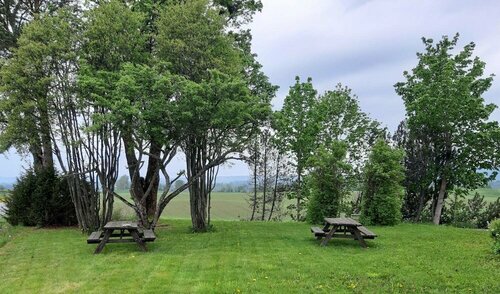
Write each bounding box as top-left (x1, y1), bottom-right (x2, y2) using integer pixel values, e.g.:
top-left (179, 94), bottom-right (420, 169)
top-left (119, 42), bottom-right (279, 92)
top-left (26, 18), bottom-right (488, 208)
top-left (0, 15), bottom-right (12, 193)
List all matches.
top-left (87, 221), bottom-right (156, 254)
top-left (311, 217), bottom-right (377, 248)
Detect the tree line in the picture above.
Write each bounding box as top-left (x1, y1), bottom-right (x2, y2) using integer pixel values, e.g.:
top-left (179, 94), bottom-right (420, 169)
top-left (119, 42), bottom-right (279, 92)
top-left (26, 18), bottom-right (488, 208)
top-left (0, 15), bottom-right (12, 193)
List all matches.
top-left (246, 34), bottom-right (500, 226)
top-left (0, 1), bottom-right (498, 231)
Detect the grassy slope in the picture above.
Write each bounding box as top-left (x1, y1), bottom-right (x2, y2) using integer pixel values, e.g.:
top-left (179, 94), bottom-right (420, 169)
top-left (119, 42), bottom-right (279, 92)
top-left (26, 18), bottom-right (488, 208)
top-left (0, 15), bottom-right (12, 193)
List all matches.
top-left (0, 220), bottom-right (498, 293)
top-left (474, 188), bottom-right (500, 202)
top-left (114, 192), bottom-right (254, 221)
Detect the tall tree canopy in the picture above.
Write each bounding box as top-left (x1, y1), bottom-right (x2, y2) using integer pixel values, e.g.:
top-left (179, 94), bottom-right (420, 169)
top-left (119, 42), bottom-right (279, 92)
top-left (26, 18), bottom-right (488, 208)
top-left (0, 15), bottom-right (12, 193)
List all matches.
top-left (395, 34), bottom-right (500, 225)
top-left (156, 0), bottom-right (272, 231)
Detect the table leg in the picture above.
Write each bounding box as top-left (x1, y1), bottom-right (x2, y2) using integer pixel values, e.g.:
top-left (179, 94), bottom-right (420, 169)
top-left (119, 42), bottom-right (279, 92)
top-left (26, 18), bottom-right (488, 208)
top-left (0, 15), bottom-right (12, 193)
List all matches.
top-left (130, 229), bottom-right (147, 252)
top-left (320, 226), bottom-right (337, 247)
top-left (94, 229), bottom-right (112, 254)
top-left (352, 228), bottom-right (367, 248)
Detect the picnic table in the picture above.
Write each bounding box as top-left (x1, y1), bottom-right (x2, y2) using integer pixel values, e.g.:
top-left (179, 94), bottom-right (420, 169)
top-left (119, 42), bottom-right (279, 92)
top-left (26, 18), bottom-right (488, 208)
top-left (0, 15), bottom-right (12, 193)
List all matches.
top-left (87, 221), bottom-right (156, 254)
top-left (311, 217), bottom-right (377, 248)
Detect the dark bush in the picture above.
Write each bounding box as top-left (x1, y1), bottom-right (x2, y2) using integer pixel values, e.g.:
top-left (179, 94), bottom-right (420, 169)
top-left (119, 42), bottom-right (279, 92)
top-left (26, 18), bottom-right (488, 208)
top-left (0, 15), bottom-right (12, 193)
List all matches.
top-left (5, 168), bottom-right (77, 227)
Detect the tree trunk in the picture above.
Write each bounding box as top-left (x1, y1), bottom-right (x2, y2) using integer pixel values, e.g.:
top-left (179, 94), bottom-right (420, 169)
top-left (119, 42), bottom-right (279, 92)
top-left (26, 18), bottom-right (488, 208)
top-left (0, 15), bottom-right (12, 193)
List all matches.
top-left (250, 140), bottom-right (258, 221)
top-left (144, 141), bottom-right (161, 220)
top-left (268, 153), bottom-right (280, 221)
top-left (39, 102), bottom-right (54, 171)
top-left (296, 166), bottom-right (302, 221)
top-left (433, 177), bottom-right (447, 225)
top-left (414, 185), bottom-right (426, 222)
top-left (261, 140), bottom-right (268, 221)
top-left (187, 142), bottom-right (209, 232)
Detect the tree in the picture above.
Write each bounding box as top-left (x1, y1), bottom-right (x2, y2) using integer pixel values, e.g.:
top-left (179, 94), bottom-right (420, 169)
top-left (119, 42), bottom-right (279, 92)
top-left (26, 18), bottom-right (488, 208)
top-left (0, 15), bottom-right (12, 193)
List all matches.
top-left (395, 34), bottom-right (500, 225)
top-left (174, 179), bottom-right (185, 190)
top-left (0, 0), bottom-right (73, 57)
top-left (274, 77), bottom-right (319, 221)
top-left (393, 120), bottom-right (436, 221)
top-left (316, 85), bottom-right (383, 174)
top-left (306, 142), bottom-right (351, 224)
top-left (156, 0), bottom-right (271, 231)
top-left (246, 126), bottom-right (284, 221)
top-left (115, 175), bottom-right (130, 191)
top-left (360, 140), bottom-right (404, 226)
top-left (0, 7), bottom-right (119, 232)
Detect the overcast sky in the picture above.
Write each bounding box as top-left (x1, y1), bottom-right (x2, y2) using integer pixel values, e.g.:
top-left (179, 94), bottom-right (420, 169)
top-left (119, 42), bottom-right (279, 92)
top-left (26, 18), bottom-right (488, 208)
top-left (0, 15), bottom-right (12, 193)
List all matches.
top-left (1, 0), bottom-right (499, 179)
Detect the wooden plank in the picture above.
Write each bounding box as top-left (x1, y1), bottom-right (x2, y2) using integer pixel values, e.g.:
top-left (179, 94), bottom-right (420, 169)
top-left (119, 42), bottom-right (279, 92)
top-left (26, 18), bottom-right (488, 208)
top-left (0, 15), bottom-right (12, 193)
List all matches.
top-left (320, 227), bottom-right (337, 246)
top-left (130, 229), bottom-right (147, 252)
top-left (324, 217), bottom-right (361, 226)
top-left (105, 239), bottom-right (137, 243)
top-left (352, 229), bottom-right (367, 248)
top-left (104, 221), bottom-right (138, 229)
top-left (94, 229), bottom-right (112, 254)
top-left (310, 227), bottom-right (326, 236)
top-left (143, 229), bottom-right (156, 242)
top-left (87, 230), bottom-right (103, 244)
top-left (357, 226), bottom-right (377, 238)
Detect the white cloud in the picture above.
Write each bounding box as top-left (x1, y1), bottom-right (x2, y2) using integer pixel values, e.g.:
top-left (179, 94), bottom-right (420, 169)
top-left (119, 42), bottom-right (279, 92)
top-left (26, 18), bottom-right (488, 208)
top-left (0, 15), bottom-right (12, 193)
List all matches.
top-left (249, 0), bottom-right (500, 129)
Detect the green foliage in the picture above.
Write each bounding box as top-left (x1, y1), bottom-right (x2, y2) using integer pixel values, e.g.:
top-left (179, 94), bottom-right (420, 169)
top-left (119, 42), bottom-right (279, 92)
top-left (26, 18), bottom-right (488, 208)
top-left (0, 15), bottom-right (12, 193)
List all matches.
top-left (395, 34), bottom-right (500, 223)
top-left (157, 0), bottom-right (241, 81)
top-left (361, 140), bottom-right (405, 226)
top-left (306, 142), bottom-right (351, 224)
top-left (0, 8), bottom-right (79, 156)
top-left (274, 77), bottom-right (319, 172)
top-left (316, 84), bottom-right (384, 173)
top-left (274, 77), bottom-right (318, 221)
top-left (5, 168), bottom-right (77, 227)
top-left (442, 194), bottom-right (500, 229)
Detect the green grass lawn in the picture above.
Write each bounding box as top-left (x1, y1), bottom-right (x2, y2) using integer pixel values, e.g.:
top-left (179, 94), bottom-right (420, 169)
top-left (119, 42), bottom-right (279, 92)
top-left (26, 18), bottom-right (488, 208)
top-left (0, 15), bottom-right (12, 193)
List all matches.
top-left (0, 220), bottom-right (498, 293)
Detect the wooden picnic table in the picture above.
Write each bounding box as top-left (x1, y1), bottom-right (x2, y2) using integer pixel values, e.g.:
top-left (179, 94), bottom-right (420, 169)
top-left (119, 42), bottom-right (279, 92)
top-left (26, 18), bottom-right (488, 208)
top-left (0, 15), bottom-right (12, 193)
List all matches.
top-left (310, 217), bottom-right (377, 248)
top-left (87, 221), bottom-right (156, 254)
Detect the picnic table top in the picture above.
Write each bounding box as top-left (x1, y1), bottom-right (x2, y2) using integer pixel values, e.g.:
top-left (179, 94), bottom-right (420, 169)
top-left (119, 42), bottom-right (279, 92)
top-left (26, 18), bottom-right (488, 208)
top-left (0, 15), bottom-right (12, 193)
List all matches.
top-left (104, 221), bottom-right (139, 229)
top-left (324, 217), bottom-right (361, 226)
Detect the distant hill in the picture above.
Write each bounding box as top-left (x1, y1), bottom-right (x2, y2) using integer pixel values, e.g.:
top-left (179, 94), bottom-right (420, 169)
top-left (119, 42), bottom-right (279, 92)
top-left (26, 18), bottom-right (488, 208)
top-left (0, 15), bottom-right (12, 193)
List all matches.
top-left (214, 176), bottom-right (249, 184)
top-left (490, 180), bottom-right (500, 189)
top-left (0, 177), bottom-right (16, 189)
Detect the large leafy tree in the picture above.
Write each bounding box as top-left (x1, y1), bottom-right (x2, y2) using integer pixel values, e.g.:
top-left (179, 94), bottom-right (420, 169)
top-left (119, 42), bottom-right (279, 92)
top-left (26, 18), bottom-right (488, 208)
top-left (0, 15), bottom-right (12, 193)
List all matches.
top-left (274, 77), bottom-right (319, 221)
top-left (395, 34), bottom-right (500, 225)
top-left (316, 84), bottom-right (384, 176)
top-left (156, 0), bottom-right (271, 231)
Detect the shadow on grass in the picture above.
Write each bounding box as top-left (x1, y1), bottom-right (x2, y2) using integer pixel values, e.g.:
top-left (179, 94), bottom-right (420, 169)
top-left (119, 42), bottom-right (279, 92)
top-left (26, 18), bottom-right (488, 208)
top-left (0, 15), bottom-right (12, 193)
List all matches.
top-left (306, 237), bottom-right (380, 250)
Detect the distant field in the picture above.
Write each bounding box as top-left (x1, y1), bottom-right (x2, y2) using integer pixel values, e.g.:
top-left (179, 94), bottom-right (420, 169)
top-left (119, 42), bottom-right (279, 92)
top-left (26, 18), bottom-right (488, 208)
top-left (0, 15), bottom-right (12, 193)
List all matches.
top-left (115, 192), bottom-right (254, 221)
top-left (473, 188), bottom-right (500, 202)
top-left (113, 188), bottom-right (499, 221)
